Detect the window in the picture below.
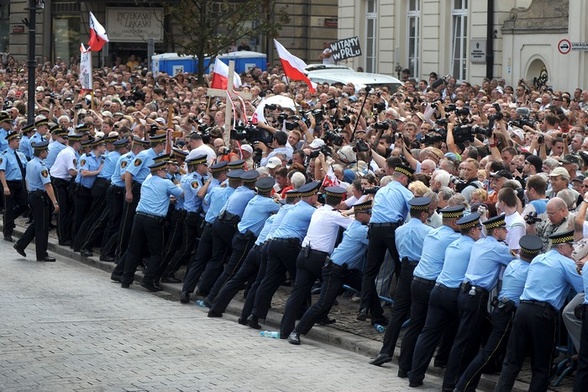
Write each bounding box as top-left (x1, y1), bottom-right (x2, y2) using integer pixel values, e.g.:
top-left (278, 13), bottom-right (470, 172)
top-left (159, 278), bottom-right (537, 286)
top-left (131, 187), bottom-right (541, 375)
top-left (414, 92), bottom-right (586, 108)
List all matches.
top-left (407, 0), bottom-right (420, 78)
top-left (451, 0), bottom-right (468, 81)
top-left (365, 0), bottom-right (377, 73)
top-left (53, 15), bottom-right (80, 63)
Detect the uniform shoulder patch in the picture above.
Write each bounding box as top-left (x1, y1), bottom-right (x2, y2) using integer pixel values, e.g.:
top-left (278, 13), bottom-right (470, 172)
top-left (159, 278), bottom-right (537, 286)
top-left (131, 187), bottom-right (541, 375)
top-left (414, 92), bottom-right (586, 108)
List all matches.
top-left (80, 159), bottom-right (86, 167)
top-left (191, 181), bottom-right (200, 189)
top-left (41, 169), bottom-right (48, 178)
top-left (73, 159), bottom-right (78, 167)
top-left (134, 158), bottom-right (142, 166)
top-left (0, 158), bottom-right (3, 164)
top-left (121, 160), bottom-right (128, 168)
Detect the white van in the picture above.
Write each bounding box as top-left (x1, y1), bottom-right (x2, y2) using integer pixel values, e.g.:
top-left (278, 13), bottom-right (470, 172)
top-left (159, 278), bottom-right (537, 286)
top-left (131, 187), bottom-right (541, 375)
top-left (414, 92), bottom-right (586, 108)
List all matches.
top-left (305, 64), bottom-right (403, 93)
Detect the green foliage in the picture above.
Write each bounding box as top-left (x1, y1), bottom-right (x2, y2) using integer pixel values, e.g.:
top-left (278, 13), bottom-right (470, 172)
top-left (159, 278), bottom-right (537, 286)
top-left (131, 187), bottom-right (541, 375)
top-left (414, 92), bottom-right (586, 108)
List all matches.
top-left (168, 0), bottom-right (289, 83)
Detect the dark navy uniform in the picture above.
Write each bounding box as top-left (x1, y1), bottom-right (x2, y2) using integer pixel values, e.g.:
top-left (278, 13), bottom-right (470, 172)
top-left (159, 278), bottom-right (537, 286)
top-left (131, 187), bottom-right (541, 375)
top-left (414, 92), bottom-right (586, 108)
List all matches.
top-left (0, 131), bottom-right (29, 241)
top-left (359, 164), bottom-right (414, 322)
top-left (495, 230), bottom-right (583, 392)
top-left (371, 197), bottom-right (433, 367)
top-left (455, 235), bottom-right (541, 392)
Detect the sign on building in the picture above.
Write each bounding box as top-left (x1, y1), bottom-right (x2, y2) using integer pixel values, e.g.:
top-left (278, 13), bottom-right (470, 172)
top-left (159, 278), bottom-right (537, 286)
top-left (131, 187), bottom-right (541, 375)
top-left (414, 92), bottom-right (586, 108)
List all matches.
top-left (470, 39), bottom-right (487, 63)
top-left (329, 36), bottom-right (362, 62)
top-left (106, 8), bottom-right (164, 43)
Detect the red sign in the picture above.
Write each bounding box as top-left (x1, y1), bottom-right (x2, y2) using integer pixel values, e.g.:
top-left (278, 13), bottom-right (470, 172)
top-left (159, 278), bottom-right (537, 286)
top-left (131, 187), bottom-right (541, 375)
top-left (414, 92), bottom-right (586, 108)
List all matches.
top-left (558, 39), bottom-right (571, 55)
top-left (11, 25), bottom-right (25, 34)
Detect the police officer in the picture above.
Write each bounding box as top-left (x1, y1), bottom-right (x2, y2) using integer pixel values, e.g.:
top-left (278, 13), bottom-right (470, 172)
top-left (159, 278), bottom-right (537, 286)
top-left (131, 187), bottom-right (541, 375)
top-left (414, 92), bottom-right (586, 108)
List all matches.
top-left (407, 212), bottom-right (481, 386)
top-left (206, 176), bottom-right (280, 310)
top-left (160, 154), bottom-right (208, 280)
top-left (178, 170), bottom-right (242, 303)
top-left (29, 117), bottom-right (49, 157)
top-left (247, 181), bottom-right (320, 330)
top-left (287, 199), bottom-right (372, 345)
top-left (370, 197), bottom-right (434, 367)
top-left (19, 123), bottom-right (35, 161)
top-left (13, 141), bottom-right (59, 262)
top-left (455, 234), bottom-right (542, 392)
top-left (49, 134), bottom-right (82, 246)
top-left (0, 131), bottom-right (28, 242)
top-left (495, 230), bottom-right (583, 391)
top-left (279, 186), bottom-right (350, 338)
top-left (358, 164), bottom-right (414, 323)
top-left (0, 111), bottom-right (11, 152)
top-left (45, 126), bottom-right (68, 170)
top-left (442, 214), bottom-right (513, 392)
top-left (196, 170), bottom-right (259, 299)
top-left (574, 255), bottom-right (588, 392)
top-left (120, 160), bottom-right (183, 291)
top-left (397, 205), bottom-right (463, 380)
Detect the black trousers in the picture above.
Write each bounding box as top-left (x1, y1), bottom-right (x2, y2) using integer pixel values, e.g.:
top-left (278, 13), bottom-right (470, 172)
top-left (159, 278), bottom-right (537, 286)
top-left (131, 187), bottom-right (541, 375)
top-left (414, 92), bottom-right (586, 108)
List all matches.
top-left (442, 288), bottom-right (491, 392)
top-left (53, 177), bottom-right (73, 244)
top-left (181, 222), bottom-right (214, 294)
top-left (210, 243), bottom-right (262, 315)
top-left (3, 180), bottom-right (28, 238)
top-left (121, 214), bottom-right (165, 285)
top-left (398, 278), bottom-right (436, 372)
top-left (115, 182), bottom-right (140, 261)
top-left (16, 191), bottom-right (51, 261)
top-left (379, 259), bottom-right (418, 356)
top-left (158, 208), bottom-right (186, 276)
top-left (574, 304), bottom-right (588, 392)
top-left (360, 224), bottom-right (400, 319)
top-left (162, 211), bottom-right (202, 280)
top-left (252, 238), bottom-right (301, 320)
top-left (456, 305), bottom-right (515, 392)
top-left (494, 301), bottom-right (558, 392)
top-left (206, 231), bottom-right (256, 304)
top-left (409, 284), bottom-right (460, 384)
top-left (240, 242), bottom-right (270, 320)
top-left (100, 185), bottom-right (125, 258)
top-left (280, 248), bottom-right (328, 338)
top-left (295, 261), bottom-right (362, 336)
top-left (74, 178), bottom-right (109, 251)
top-left (197, 218), bottom-right (237, 297)
top-left (72, 185), bottom-right (93, 251)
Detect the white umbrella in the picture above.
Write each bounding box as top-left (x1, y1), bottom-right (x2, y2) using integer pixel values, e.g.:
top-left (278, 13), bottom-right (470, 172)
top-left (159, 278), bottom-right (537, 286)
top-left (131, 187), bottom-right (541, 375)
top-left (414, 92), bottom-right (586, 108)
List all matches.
top-left (252, 95), bottom-right (297, 124)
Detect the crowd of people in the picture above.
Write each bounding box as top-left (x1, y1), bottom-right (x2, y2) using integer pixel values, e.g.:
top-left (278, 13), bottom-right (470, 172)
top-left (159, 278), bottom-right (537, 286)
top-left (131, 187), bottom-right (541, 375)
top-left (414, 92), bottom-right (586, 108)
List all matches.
top-left (1, 52), bottom-right (588, 391)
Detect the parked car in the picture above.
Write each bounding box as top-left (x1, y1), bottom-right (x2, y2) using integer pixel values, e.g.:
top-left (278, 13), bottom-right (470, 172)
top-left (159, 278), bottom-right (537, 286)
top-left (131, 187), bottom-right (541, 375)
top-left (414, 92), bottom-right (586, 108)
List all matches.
top-left (305, 64), bottom-right (402, 93)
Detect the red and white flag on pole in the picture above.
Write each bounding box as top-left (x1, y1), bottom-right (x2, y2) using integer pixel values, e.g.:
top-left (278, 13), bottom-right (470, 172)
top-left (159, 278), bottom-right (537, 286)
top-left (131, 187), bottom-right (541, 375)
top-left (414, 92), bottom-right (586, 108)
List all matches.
top-left (210, 58), bottom-right (242, 90)
top-left (87, 12), bottom-right (109, 52)
top-left (273, 39), bottom-right (315, 93)
top-left (321, 165), bottom-right (340, 188)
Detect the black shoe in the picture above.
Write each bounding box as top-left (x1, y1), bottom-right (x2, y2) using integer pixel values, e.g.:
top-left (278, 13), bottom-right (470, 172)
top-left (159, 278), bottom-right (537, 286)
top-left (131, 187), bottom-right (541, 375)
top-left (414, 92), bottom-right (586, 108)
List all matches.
top-left (369, 353), bottom-right (392, 367)
top-left (100, 255), bottom-right (115, 262)
top-left (25, 218), bottom-right (33, 224)
top-left (140, 280), bottom-right (162, 292)
top-left (161, 276), bottom-right (182, 284)
top-left (247, 315), bottom-right (261, 330)
top-left (371, 316), bottom-right (389, 327)
top-left (433, 359), bottom-right (447, 368)
top-left (237, 317), bottom-right (248, 326)
top-left (357, 308), bottom-right (368, 321)
top-left (80, 249), bottom-right (93, 257)
top-left (207, 310), bottom-right (222, 318)
top-left (287, 332), bottom-right (301, 345)
top-left (317, 315), bottom-right (336, 325)
top-left (13, 243), bottom-right (26, 257)
top-left (4, 235), bottom-right (13, 242)
top-left (397, 368), bottom-right (408, 378)
top-left (38, 256), bottom-right (56, 262)
top-left (48, 222), bottom-right (57, 230)
top-left (111, 273), bottom-right (122, 282)
top-left (121, 282), bottom-right (130, 288)
top-left (59, 240), bottom-right (71, 246)
top-left (180, 291), bottom-right (190, 304)
top-left (409, 380), bottom-right (423, 388)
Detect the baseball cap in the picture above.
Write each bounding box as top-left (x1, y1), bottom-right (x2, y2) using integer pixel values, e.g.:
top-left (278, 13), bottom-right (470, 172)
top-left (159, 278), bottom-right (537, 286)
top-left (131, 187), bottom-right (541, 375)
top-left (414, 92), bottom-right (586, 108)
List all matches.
top-left (309, 139), bottom-right (325, 149)
top-left (266, 156), bottom-right (282, 169)
top-left (548, 167), bottom-right (570, 179)
top-left (525, 155), bottom-right (543, 173)
top-left (490, 169), bottom-right (513, 180)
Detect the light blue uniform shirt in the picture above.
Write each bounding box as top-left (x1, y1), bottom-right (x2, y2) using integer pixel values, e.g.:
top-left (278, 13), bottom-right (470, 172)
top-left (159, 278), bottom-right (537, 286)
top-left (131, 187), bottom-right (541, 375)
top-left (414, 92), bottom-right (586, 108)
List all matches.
top-left (0, 147), bottom-right (27, 181)
top-left (498, 258), bottom-right (530, 307)
top-left (464, 236), bottom-right (513, 291)
top-left (413, 225), bottom-right (461, 281)
top-left (266, 204), bottom-right (295, 241)
top-left (45, 141), bottom-right (66, 170)
top-left (583, 263), bottom-right (588, 305)
top-left (330, 220), bottom-right (369, 270)
top-left (19, 135), bottom-right (31, 160)
top-left (29, 132), bottom-right (44, 158)
top-left (136, 174), bottom-right (183, 217)
top-left (181, 172), bottom-right (206, 213)
top-left (521, 249), bottom-right (584, 310)
top-left (224, 186), bottom-right (256, 217)
top-left (99, 150), bottom-right (120, 180)
top-left (25, 156), bottom-right (51, 191)
top-left (238, 195), bottom-right (280, 236)
top-left (111, 152), bottom-right (133, 187)
top-left (204, 186), bottom-right (235, 224)
top-left (0, 128), bottom-right (8, 152)
top-left (202, 178), bottom-right (221, 213)
top-left (127, 148), bottom-right (158, 184)
top-left (370, 180), bottom-right (413, 224)
top-left (395, 218), bottom-right (432, 262)
top-left (273, 200), bottom-right (316, 242)
top-left (256, 215), bottom-right (276, 245)
top-left (436, 235), bottom-right (475, 288)
top-left (78, 152), bottom-right (102, 189)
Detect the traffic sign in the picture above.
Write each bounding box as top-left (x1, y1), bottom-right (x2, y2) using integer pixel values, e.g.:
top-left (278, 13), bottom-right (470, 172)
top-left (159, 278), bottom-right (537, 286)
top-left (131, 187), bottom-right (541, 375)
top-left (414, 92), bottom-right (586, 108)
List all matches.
top-left (558, 39), bottom-right (571, 55)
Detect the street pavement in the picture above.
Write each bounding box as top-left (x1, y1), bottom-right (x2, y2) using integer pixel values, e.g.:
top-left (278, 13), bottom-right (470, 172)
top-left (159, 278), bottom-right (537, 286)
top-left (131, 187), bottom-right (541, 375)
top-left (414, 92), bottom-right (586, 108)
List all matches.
top-left (0, 238), bottom-right (444, 392)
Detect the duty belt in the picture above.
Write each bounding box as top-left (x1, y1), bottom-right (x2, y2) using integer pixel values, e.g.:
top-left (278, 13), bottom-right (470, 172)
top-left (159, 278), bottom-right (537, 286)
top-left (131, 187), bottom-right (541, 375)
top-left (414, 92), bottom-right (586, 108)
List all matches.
top-left (520, 300), bottom-right (556, 313)
top-left (402, 257), bottom-right (419, 266)
top-left (369, 221), bottom-right (402, 228)
top-left (461, 282), bottom-right (489, 295)
top-left (413, 276), bottom-right (435, 285)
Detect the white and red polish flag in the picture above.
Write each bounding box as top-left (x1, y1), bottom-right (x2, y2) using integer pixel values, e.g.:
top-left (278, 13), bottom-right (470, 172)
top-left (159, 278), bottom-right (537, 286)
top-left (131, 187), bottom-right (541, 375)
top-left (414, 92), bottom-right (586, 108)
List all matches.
top-left (210, 58), bottom-right (242, 90)
top-left (273, 39), bottom-right (316, 93)
top-left (87, 12), bottom-right (109, 52)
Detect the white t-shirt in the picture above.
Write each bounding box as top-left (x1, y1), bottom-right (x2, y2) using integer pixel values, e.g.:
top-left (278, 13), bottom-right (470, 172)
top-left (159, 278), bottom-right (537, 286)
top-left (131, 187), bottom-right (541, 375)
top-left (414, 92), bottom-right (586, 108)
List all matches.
top-left (505, 211), bottom-right (526, 251)
top-left (187, 144), bottom-right (216, 166)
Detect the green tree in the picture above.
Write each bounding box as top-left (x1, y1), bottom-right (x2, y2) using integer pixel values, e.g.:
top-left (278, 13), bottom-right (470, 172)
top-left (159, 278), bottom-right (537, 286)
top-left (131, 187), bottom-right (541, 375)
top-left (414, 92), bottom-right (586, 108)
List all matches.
top-left (168, 0), bottom-right (289, 83)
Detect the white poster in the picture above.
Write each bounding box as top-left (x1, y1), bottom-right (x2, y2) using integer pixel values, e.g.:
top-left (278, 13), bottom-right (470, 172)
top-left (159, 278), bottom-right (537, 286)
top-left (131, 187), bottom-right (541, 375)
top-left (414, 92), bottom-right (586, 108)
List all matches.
top-left (79, 45), bottom-right (92, 91)
top-left (106, 8), bottom-right (164, 43)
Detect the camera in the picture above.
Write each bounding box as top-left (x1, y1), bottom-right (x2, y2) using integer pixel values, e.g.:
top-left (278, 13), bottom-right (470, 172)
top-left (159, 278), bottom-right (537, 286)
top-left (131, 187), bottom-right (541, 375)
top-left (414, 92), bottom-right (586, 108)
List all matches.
top-left (373, 102), bottom-right (386, 113)
top-left (422, 132), bottom-right (445, 146)
top-left (323, 130), bottom-right (344, 146)
top-left (524, 211), bottom-right (542, 225)
top-left (353, 139), bottom-right (370, 153)
top-left (363, 186), bottom-right (380, 195)
top-left (337, 115), bottom-right (351, 127)
top-left (373, 121), bottom-right (390, 130)
top-left (538, 135), bottom-right (544, 144)
top-left (325, 98), bottom-right (338, 110)
top-left (309, 144), bottom-right (332, 159)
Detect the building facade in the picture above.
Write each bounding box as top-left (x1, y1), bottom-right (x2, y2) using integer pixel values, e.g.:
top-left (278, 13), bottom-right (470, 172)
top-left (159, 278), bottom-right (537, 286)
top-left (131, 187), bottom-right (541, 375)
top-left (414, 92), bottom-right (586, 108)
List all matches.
top-left (337, 0), bottom-right (588, 91)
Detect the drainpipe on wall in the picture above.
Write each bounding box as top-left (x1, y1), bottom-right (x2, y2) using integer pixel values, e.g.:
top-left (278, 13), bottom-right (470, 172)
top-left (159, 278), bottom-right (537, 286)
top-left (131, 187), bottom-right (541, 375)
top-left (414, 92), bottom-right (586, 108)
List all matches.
top-left (486, 0), bottom-right (494, 80)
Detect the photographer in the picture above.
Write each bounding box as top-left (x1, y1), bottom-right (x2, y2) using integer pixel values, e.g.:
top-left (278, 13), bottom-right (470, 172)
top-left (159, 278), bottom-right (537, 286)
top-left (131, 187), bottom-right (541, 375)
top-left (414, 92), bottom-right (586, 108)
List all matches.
top-left (258, 130), bottom-right (291, 166)
top-left (526, 197), bottom-right (575, 251)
